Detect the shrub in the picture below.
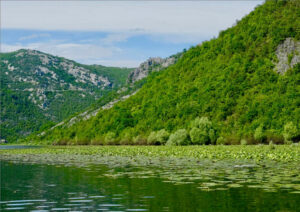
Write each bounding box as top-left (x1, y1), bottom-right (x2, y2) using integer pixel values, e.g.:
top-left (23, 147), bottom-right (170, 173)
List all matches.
top-left (91, 139), bottom-right (102, 145)
top-left (55, 138), bottom-right (70, 145)
top-left (283, 122), bottom-right (298, 143)
top-left (119, 132), bottom-right (133, 145)
top-left (133, 135), bottom-right (147, 145)
top-left (216, 136), bottom-right (226, 145)
top-left (156, 129), bottom-right (169, 145)
top-left (91, 135), bottom-right (104, 145)
top-left (166, 129), bottom-right (189, 146)
top-left (285, 140), bottom-right (293, 145)
top-left (147, 131), bottom-right (158, 145)
top-left (254, 125), bottom-right (265, 142)
top-left (266, 132), bottom-right (284, 144)
top-left (76, 138), bottom-right (90, 145)
top-left (104, 132), bottom-right (116, 145)
top-left (240, 139), bottom-right (247, 145)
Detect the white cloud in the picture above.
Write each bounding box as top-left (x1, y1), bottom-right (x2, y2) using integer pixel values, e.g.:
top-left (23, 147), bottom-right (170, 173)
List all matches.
top-left (95, 59), bottom-right (142, 68)
top-left (2, 1), bottom-right (262, 38)
top-left (1, 41), bottom-right (127, 66)
top-left (19, 33), bottom-right (50, 41)
top-left (1, 1), bottom-right (263, 67)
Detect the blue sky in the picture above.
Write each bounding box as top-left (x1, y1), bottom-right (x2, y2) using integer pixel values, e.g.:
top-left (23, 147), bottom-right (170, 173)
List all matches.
top-left (1, 1), bottom-right (263, 67)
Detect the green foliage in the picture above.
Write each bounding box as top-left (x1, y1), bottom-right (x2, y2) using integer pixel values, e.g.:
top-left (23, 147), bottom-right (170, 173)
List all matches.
top-left (269, 140), bottom-right (275, 150)
top-left (189, 117), bottom-right (216, 145)
top-left (147, 129), bottom-right (170, 145)
top-left (0, 50), bottom-right (133, 142)
top-left (104, 132), bottom-right (116, 145)
top-left (189, 127), bottom-right (204, 145)
top-left (37, 1), bottom-right (300, 145)
top-left (254, 125), bottom-right (265, 142)
top-left (147, 132), bottom-right (158, 145)
top-left (156, 129), bottom-right (170, 145)
top-left (283, 122), bottom-right (298, 143)
top-left (240, 139), bottom-right (248, 145)
top-left (2, 145), bottom-right (300, 162)
top-left (166, 129), bottom-right (189, 146)
top-left (133, 135), bottom-right (147, 145)
top-left (216, 137), bottom-right (226, 145)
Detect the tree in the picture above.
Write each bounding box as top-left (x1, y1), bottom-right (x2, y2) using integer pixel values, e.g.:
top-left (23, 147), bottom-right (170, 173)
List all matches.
top-left (190, 127), bottom-right (205, 145)
top-left (189, 117), bottom-right (215, 145)
top-left (254, 125), bottom-right (265, 142)
top-left (156, 129), bottom-right (169, 145)
top-left (166, 129), bottom-right (189, 146)
top-left (105, 132), bottom-right (116, 145)
top-left (283, 122), bottom-right (298, 143)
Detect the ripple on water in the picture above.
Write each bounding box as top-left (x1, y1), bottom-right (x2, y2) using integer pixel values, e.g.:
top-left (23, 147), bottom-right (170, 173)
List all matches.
top-left (30, 210), bottom-right (49, 212)
top-left (99, 204), bottom-right (123, 207)
top-left (6, 203), bottom-right (34, 206)
top-left (68, 197), bottom-right (86, 200)
top-left (5, 207), bottom-right (25, 210)
top-left (69, 200), bottom-right (93, 203)
top-left (89, 196), bottom-right (105, 198)
top-left (6, 200), bottom-right (46, 203)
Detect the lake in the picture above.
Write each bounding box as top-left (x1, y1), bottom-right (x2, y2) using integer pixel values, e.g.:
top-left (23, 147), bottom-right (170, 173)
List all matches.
top-left (1, 146), bottom-right (300, 211)
top-left (1, 160), bottom-right (300, 211)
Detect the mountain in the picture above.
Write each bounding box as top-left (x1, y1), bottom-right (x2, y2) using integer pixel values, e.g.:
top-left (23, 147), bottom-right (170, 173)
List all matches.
top-left (0, 49), bottom-right (133, 141)
top-left (34, 53), bottom-right (181, 141)
top-left (127, 53), bottom-right (182, 84)
top-left (34, 0), bottom-right (300, 145)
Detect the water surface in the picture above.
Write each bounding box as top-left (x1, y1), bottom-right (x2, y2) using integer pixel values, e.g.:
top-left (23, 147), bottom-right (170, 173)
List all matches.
top-left (1, 160), bottom-right (299, 211)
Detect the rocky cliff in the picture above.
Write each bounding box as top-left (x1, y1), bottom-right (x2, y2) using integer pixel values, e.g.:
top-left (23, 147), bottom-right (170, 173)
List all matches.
top-left (275, 38), bottom-right (300, 74)
top-left (127, 53), bottom-right (181, 84)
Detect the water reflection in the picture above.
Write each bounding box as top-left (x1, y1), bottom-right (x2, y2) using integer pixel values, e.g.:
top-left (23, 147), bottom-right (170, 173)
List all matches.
top-left (0, 161), bottom-right (299, 211)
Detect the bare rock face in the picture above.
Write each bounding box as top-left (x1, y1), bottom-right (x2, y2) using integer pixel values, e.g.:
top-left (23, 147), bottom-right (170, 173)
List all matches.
top-left (128, 55), bottom-right (178, 84)
top-left (275, 38), bottom-right (300, 74)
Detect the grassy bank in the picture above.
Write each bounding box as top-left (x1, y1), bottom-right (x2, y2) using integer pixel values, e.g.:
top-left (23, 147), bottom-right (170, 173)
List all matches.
top-left (1, 145), bottom-right (299, 162)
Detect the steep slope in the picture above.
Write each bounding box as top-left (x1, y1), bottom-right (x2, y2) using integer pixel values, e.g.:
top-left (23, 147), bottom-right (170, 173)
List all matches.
top-left (37, 0), bottom-right (300, 145)
top-left (0, 49), bottom-right (133, 141)
top-left (127, 53), bottom-right (182, 84)
top-left (34, 54), bottom-right (179, 139)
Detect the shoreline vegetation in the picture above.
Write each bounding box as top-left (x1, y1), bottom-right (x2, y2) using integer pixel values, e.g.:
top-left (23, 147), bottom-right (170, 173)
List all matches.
top-left (39, 116), bottom-right (299, 146)
top-left (1, 145), bottom-right (299, 162)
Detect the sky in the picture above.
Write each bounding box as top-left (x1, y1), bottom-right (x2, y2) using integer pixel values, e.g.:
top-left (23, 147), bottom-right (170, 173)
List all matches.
top-left (1, 1), bottom-right (263, 67)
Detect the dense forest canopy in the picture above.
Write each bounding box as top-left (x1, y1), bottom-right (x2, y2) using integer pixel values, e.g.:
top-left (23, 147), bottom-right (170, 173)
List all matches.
top-left (33, 0), bottom-right (300, 145)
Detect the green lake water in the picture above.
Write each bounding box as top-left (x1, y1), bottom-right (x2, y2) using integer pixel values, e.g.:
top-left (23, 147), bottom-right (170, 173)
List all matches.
top-left (1, 159), bottom-right (300, 212)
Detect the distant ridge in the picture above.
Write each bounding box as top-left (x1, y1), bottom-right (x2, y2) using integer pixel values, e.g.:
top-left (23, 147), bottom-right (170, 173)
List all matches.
top-left (0, 49), bottom-right (133, 141)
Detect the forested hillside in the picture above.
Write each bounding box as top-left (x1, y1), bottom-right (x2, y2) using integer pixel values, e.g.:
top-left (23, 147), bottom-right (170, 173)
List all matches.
top-left (36, 0), bottom-right (300, 145)
top-left (0, 49), bottom-right (133, 141)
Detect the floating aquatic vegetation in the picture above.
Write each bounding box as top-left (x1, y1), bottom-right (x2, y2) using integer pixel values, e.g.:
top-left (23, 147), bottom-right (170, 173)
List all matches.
top-left (0, 145), bottom-right (299, 194)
